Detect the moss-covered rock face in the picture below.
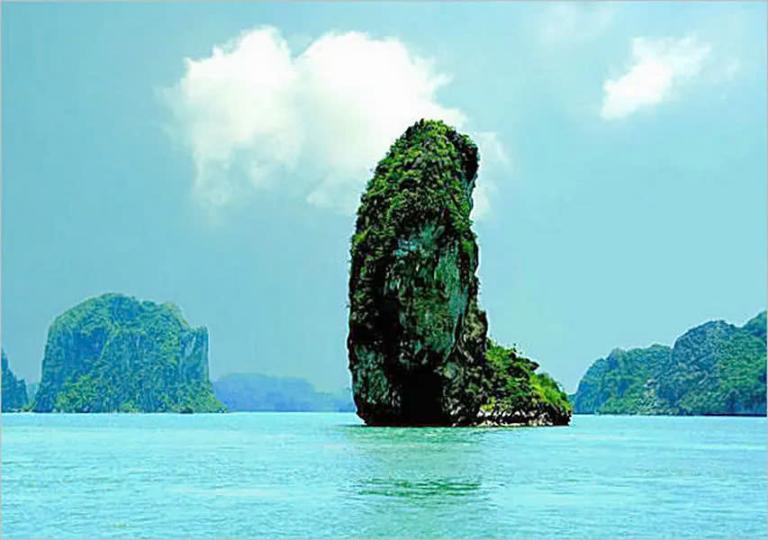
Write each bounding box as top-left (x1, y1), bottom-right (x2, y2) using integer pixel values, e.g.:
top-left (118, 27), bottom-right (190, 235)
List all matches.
top-left (479, 341), bottom-right (572, 426)
top-left (571, 312), bottom-right (767, 416)
top-left (348, 120), bottom-right (487, 425)
top-left (33, 293), bottom-right (224, 413)
top-left (2, 350), bottom-right (28, 413)
top-left (348, 119), bottom-right (571, 427)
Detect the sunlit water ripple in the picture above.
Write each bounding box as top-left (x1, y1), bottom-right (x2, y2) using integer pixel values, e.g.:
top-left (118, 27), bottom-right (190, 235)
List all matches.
top-left (2, 413), bottom-right (765, 538)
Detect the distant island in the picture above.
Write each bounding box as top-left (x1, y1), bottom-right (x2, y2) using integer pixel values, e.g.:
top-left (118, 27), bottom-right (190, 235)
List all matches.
top-left (571, 312), bottom-right (766, 416)
top-left (213, 373), bottom-right (353, 412)
top-left (3, 293), bottom-right (356, 415)
top-left (347, 120), bottom-right (571, 426)
top-left (2, 350), bottom-right (28, 412)
top-left (32, 293), bottom-right (224, 413)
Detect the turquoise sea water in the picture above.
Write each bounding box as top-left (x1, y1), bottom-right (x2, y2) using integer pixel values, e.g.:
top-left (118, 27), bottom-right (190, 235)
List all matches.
top-left (2, 413), bottom-right (765, 538)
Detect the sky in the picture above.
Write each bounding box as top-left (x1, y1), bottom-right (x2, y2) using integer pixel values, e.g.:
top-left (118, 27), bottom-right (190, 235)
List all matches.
top-left (2, 1), bottom-right (765, 393)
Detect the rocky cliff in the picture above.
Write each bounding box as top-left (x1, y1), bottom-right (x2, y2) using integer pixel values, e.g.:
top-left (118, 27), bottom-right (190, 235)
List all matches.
top-left (572, 312), bottom-right (767, 416)
top-left (32, 294), bottom-right (224, 413)
top-left (2, 350), bottom-right (28, 412)
top-left (347, 119), bottom-right (570, 426)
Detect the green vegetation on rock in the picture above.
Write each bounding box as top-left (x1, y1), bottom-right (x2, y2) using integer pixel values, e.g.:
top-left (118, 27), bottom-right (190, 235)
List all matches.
top-left (480, 341), bottom-right (571, 425)
top-left (2, 350), bottom-right (28, 412)
top-left (32, 293), bottom-right (224, 413)
top-left (572, 312), bottom-right (767, 416)
top-left (347, 119), bottom-right (570, 426)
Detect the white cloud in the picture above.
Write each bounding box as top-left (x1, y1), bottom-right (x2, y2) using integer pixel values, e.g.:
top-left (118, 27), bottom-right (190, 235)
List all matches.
top-left (600, 36), bottom-right (711, 120)
top-left (164, 27), bottom-right (505, 216)
top-left (472, 132), bottom-right (510, 220)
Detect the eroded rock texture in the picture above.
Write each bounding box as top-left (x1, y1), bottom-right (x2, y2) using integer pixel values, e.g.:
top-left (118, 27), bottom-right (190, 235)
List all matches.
top-left (348, 120), bottom-right (572, 427)
top-left (348, 120), bottom-right (490, 425)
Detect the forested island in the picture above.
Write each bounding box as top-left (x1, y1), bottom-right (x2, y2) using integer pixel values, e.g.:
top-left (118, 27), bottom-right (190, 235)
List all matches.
top-left (32, 293), bottom-right (224, 413)
top-left (213, 373), bottom-right (353, 412)
top-left (572, 312), bottom-right (766, 416)
top-left (2, 350), bottom-right (28, 412)
top-left (347, 120), bottom-right (571, 426)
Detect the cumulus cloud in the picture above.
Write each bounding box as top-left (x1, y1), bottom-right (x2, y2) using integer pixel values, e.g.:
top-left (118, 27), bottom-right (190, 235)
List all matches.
top-left (164, 27), bottom-right (505, 217)
top-left (600, 36), bottom-right (711, 120)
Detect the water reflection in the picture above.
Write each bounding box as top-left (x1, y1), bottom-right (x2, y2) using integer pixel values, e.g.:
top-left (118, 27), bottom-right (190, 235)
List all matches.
top-left (356, 477), bottom-right (481, 499)
top-left (337, 425), bottom-right (496, 535)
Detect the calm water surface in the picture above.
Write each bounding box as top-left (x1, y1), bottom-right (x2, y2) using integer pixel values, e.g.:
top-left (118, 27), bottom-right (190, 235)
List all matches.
top-left (2, 413), bottom-right (765, 538)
